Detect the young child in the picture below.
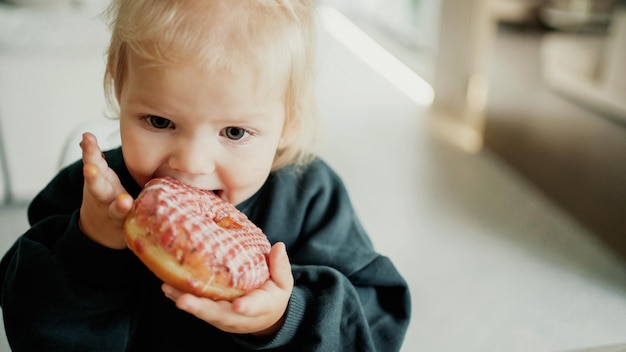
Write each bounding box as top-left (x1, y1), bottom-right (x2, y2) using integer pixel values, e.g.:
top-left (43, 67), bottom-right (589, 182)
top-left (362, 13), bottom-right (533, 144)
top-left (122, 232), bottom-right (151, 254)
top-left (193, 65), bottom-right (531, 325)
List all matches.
top-left (0, 0), bottom-right (411, 351)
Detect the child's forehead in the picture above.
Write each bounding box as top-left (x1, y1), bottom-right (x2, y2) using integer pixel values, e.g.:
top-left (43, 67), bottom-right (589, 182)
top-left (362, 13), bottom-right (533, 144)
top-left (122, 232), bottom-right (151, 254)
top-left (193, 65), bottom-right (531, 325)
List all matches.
top-left (126, 48), bottom-right (289, 98)
top-left (131, 46), bottom-right (286, 79)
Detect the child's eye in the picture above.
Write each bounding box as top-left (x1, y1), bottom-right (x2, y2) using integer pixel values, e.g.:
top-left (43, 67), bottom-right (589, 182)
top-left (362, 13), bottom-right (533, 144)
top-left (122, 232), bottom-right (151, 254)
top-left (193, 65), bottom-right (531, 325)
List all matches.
top-left (221, 127), bottom-right (249, 141)
top-left (146, 116), bottom-right (174, 129)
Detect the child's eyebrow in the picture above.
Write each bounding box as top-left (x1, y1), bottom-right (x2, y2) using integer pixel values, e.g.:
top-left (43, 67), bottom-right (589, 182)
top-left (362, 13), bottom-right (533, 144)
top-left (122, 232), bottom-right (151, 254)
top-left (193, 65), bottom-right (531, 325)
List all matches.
top-left (124, 96), bottom-right (180, 118)
top-left (213, 113), bottom-right (277, 127)
top-left (220, 110), bottom-right (276, 119)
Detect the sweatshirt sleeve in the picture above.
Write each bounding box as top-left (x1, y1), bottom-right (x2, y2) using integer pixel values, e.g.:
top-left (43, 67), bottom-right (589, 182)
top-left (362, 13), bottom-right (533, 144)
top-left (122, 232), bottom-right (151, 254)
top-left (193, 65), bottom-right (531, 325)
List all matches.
top-left (238, 160), bottom-right (412, 351)
top-left (0, 212), bottom-right (144, 351)
top-left (0, 149), bottom-right (144, 351)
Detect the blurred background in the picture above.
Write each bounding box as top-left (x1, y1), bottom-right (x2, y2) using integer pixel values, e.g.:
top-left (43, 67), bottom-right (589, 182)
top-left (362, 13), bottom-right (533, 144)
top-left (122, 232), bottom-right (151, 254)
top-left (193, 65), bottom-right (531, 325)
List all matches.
top-left (1, 0), bottom-right (626, 351)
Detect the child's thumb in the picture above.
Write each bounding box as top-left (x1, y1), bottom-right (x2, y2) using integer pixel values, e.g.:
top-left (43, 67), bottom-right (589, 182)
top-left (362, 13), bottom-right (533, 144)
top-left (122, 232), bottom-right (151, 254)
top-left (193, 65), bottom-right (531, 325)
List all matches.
top-left (268, 242), bottom-right (293, 290)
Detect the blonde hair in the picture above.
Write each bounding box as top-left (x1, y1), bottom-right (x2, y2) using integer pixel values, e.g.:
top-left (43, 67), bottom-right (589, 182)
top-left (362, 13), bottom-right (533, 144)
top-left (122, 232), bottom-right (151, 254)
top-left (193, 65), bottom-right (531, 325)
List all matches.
top-left (103, 0), bottom-right (320, 169)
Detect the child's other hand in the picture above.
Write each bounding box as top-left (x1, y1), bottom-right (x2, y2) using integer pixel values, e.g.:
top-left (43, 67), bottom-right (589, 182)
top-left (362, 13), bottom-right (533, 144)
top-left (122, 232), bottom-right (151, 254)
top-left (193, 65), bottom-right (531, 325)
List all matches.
top-left (79, 132), bottom-right (133, 249)
top-left (163, 242), bottom-right (294, 336)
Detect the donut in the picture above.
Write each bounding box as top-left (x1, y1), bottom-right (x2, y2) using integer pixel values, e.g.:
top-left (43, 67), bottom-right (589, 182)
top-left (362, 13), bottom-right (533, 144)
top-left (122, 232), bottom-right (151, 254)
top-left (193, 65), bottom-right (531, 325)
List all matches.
top-left (124, 177), bottom-right (271, 301)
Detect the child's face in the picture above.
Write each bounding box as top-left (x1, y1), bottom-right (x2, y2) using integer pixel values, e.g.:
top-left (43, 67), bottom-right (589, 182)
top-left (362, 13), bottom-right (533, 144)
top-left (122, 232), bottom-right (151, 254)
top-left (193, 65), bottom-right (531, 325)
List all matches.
top-left (118, 51), bottom-right (288, 205)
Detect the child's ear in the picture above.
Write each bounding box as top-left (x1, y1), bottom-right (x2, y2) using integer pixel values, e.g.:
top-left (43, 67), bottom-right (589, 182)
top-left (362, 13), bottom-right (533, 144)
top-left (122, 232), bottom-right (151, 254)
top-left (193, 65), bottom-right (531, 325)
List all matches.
top-left (278, 135), bottom-right (292, 150)
top-left (278, 118), bottom-right (297, 149)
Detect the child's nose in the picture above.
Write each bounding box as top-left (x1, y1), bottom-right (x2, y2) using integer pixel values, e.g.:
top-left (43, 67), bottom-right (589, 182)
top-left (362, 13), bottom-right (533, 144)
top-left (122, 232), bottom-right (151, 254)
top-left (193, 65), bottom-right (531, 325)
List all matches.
top-left (168, 139), bottom-right (216, 175)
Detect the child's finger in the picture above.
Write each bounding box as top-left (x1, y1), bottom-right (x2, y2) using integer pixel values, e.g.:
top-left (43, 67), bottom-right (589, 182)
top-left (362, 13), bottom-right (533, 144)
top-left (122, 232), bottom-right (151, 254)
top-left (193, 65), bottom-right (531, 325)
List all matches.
top-left (109, 193), bottom-right (134, 221)
top-left (268, 242), bottom-right (293, 290)
top-left (233, 242), bottom-right (292, 315)
top-left (81, 133), bottom-right (125, 203)
top-left (162, 283), bottom-right (183, 301)
top-left (83, 163), bottom-right (115, 203)
top-left (162, 285), bottom-right (226, 323)
top-left (80, 132), bottom-right (108, 170)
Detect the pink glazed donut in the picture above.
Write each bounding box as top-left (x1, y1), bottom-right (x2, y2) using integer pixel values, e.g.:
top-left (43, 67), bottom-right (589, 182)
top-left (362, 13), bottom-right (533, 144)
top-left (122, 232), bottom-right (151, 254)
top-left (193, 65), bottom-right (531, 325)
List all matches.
top-left (124, 177), bottom-right (271, 301)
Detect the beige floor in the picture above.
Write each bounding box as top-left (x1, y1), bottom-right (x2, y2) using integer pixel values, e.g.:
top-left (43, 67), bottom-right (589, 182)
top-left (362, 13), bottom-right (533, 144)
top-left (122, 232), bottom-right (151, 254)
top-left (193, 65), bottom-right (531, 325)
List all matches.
top-left (1, 10), bottom-right (626, 352)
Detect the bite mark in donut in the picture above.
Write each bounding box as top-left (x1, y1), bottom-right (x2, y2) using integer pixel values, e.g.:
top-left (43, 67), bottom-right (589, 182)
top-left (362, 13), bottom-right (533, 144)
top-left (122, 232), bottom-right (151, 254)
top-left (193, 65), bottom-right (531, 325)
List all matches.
top-left (124, 177), bottom-right (271, 301)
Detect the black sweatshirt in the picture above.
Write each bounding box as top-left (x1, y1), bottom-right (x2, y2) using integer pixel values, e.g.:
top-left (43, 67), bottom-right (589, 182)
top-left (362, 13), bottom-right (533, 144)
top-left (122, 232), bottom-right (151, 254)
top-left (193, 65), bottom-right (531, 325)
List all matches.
top-left (0, 148), bottom-right (410, 351)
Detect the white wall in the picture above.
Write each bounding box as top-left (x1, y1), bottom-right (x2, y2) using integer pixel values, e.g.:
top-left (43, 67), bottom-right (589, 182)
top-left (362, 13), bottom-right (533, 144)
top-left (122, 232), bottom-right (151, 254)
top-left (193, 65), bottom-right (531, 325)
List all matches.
top-left (0, 1), bottom-right (112, 202)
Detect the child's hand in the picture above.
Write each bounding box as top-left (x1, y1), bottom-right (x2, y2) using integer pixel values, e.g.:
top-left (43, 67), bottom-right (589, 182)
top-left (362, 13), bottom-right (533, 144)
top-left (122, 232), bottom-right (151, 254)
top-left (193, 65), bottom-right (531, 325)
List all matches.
top-left (79, 132), bottom-right (133, 249)
top-left (163, 242), bottom-right (294, 336)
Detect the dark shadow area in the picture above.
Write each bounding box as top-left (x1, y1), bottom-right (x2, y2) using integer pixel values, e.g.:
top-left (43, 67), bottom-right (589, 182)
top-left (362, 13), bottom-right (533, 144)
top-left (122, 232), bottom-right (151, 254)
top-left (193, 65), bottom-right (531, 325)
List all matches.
top-left (483, 24), bottom-right (626, 261)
